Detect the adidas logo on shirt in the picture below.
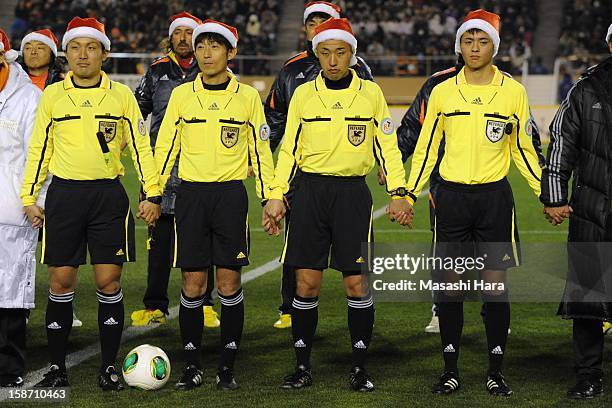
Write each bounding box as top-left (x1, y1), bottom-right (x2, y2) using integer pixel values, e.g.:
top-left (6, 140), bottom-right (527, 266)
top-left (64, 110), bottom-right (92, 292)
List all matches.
top-left (491, 346), bottom-right (504, 355)
top-left (225, 341), bottom-right (238, 350)
top-left (81, 100), bottom-right (93, 108)
top-left (471, 97), bottom-right (483, 105)
top-left (353, 340), bottom-right (367, 349)
top-left (294, 339), bottom-right (306, 348)
top-left (332, 101), bottom-right (343, 109)
top-left (444, 344), bottom-right (456, 353)
top-left (184, 342), bottom-right (196, 351)
top-left (296, 72), bottom-right (305, 79)
top-left (159, 74), bottom-right (169, 81)
top-left (104, 317), bottom-right (119, 325)
top-left (209, 102), bottom-right (219, 110)
top-left (47, 322), bottom-right (62, 330)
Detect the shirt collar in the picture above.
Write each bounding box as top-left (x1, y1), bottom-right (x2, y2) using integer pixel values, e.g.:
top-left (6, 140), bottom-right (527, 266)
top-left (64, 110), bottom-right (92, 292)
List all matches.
top-left (63, 70), bottom-right (111, 90)
top-left (456, 65), bottom-right (504, 86)
top-left (315, 68), bottom-right (360, 91)
top-left (193, 71), bottom-right (239, 93)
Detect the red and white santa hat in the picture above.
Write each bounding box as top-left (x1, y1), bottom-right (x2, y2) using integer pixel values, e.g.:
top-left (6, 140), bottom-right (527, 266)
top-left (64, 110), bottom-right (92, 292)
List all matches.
top-left (192, 19), bottom-right (239, 50)
top-left (20, 29), bottom-right (59, 56)
top-left (0, 28), bottom-right (18, 62)
top-left (303, 1), bottom-right (341, 23)
top-left (312, 18), bottom-right (358, 66)
top-left (168, 11), bottom-right (202, 37)
top-left (606, 22), bottom-right (612, 43)
top-left (455, 9), bottom-right (501, 57)
top-left (62, 17), bottom-right (111, 51)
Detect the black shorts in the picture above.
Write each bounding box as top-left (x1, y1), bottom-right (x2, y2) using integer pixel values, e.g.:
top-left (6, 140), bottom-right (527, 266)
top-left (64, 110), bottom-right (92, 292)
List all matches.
top-left (42, 177), bottom-right (135, 266)
top-left (281, 172), bottom-right (373, 274)
top-left (173, 180), bottom-right (249, 269)
top-left (433, 178), bottom-right (520, 271)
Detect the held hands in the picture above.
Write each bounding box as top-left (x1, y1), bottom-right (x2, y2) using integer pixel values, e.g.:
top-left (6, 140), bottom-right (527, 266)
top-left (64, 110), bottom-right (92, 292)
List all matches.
top-left (138, 201), bottom-right (161, 227)
top-left (387, 198), bottom-right (414, 228)
top-left (262, 199), bottom-right (286, 236)
top-left (24, 205), bottom-right (44, 229)
top-left (544, 205), bottom-right (572, 226)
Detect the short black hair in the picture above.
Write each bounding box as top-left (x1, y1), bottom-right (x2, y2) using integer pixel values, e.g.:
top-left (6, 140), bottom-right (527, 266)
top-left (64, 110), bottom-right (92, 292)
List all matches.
top-left (465, 28), bottom-right (486, 36)
top-left (194, 32), bottom-right (234, 50)
top-left (306, 12), bottom-right (332, 24)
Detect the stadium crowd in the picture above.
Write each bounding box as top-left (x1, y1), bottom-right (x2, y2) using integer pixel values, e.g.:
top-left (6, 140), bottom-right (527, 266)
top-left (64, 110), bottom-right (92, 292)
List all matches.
top-left (11, 0), bottom-right (280, 61)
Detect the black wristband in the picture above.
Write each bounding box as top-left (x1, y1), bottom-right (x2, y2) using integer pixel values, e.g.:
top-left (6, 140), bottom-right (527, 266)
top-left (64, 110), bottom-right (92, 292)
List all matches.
top-left (147, 196), bottom-right (162, 205)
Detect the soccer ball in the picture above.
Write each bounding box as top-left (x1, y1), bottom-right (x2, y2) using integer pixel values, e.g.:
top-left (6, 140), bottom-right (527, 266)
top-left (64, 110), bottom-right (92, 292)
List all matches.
top-left (122, 344), bottom-right (171, 390)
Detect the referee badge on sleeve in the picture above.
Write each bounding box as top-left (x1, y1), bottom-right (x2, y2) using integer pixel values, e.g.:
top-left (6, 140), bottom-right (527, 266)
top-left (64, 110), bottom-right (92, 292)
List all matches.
top-left (348, 124), bottom-right (366, 146)
top-left (99, 121), bottom-right (117, 143)
top-left (221, 126), bottom-right (240, 148)
top-left (485, 120), bottom-right (505, 143)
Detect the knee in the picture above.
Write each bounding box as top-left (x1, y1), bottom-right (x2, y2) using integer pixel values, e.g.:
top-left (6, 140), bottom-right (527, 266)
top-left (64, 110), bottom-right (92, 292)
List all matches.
top-left (49, 281), bottom-right (75, 294)
top-left (217, 279), bottom-right (240, 297)
top-left (481, 290), bottom-right (509, 303)
top-left (182, 272), bottom-right (206, 297)
top-left (296, 279), bottom-right (320, 298)
top-left (96, 280), bottom-right (120, 295)
top-left (344, 279), bottom-right (368, 298)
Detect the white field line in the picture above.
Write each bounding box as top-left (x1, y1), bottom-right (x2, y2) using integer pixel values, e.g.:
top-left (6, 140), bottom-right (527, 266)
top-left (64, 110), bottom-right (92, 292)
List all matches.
top-left (2, 191), bottom-right (427, 394)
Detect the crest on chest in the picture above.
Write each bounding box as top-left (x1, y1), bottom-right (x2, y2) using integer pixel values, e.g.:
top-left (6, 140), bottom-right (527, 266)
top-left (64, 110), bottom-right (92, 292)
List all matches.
top-left (485, 120), bottom-right (505, 143)
top-left (220, 125), bottom-right (239, 148)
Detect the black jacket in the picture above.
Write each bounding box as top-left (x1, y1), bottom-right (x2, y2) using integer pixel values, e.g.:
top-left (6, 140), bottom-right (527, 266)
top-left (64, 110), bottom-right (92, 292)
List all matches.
top-left (265, 44), bottom-right (374, 152)
top-left (135, 52), bottom-right (200, 213)
top-left (397, 63), bottom-right (545, 199)
top-left (541, 56), bottom-right (612, 319)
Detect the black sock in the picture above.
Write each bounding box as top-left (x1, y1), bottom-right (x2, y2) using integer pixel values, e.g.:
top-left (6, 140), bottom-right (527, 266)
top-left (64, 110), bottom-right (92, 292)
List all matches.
top-left (347, 294), bottom-right (374, 369)
top-left (484, 301), bottom-right (510, 374)
top-left (218, 288), bottom-right (244, 371)
top-left (46, 291), bottom-right (74, 370)
top-left (97, 289), bottom-right (125, 371)
top-left (291, 295), bottom-right (318, 369)
top-left (438, 301), bottom-right (464, 373)
top-left (179, 291), bottom-right (205, 368)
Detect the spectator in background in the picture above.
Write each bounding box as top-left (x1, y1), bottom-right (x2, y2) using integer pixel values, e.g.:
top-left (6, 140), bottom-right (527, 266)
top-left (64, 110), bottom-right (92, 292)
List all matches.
top-left (558, 65), bottom-right (574, 102)
top-left (509, 39), bottom-right (531, 74)
top-left (530, 56), bottom-right (548, 75)
top-left (246, 14), bottom-right (261, 37)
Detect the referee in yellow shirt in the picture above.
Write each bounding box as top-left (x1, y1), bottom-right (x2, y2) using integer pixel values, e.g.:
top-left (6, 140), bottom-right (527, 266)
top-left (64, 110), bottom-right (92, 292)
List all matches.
top-left (263, 18), bottom-right (411, 392)
top-left (406, 10), bottom-right (542, 396)
top-left (154, 20), bottom-right (275, 391)
top-left (20, 17), bottom-right (162, 391)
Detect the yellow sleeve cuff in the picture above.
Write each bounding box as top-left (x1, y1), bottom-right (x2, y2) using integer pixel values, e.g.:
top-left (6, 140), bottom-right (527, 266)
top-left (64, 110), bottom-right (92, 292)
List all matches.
top-left (145, 185), bottom-right (162, 198)
top-left (22, 196), bottom-right (36, 207)
top-left (269, 188), bottom-right (284, 201)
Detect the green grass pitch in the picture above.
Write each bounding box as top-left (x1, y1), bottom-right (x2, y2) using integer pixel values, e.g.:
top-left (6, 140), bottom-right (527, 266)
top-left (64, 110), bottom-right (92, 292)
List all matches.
top-left (17, 148), bottom-right (611, 408)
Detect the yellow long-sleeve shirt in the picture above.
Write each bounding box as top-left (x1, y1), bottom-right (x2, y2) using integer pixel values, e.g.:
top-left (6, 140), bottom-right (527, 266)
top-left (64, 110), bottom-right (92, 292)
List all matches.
top-left (269, 69), bottom-right (405, 200)
top-left (21, 71), bottom-right (161, 206)
top-left (406, 66), bottom-right (542, 204)
top-left (154, 73), bottom-right (274, 200)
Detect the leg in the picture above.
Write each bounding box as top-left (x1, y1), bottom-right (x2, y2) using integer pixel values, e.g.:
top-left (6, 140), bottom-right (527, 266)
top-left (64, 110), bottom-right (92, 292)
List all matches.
top-left (437, 268), bottom-right (465, 374)
top-left (0, 308), bottom-right (28, 386)
top-left (142, 214), bottom-right (173, 314)
top-left (343, 273), bottom-right (374, 370)
top-left (292, 269), bottom-right (323, 369)
top-left (203, 266), bottom-right (215, 306)
top-left (94, 263), bottom-right (124, 372)
top-left (480, 269), bottom-right (510, 375)
top-left (573, 318), bottom-right (604, 379)
top-left (216, 267), bottom-right (243, 372)
top-left (47, 266), bottom-right (78, 370)
top-left (278, 204), bottom-right (296, 315)
top-left (180, 269), bottom-right (207, 368)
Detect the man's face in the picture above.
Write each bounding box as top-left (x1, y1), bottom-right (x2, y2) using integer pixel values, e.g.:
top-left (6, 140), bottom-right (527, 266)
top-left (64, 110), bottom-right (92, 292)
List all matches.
top-left (460, 30), bottom-right (494, 70)
top-left (305, 15), bottom-right (329, 41)
top-left (65, 38), bottom-right (107, 79)
top-left (317, 39), bottom-right (351, 80)
top-left (171, 26), bottom-right (194, 58)
top-left (23, 40), bottom-right (53, 70)
top-left (194, 38), bottom-right (236, 77)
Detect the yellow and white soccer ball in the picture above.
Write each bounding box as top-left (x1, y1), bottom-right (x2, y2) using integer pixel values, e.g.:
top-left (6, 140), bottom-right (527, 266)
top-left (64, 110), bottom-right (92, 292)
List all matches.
top-left (122, 344), bottom-right (171, 390)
